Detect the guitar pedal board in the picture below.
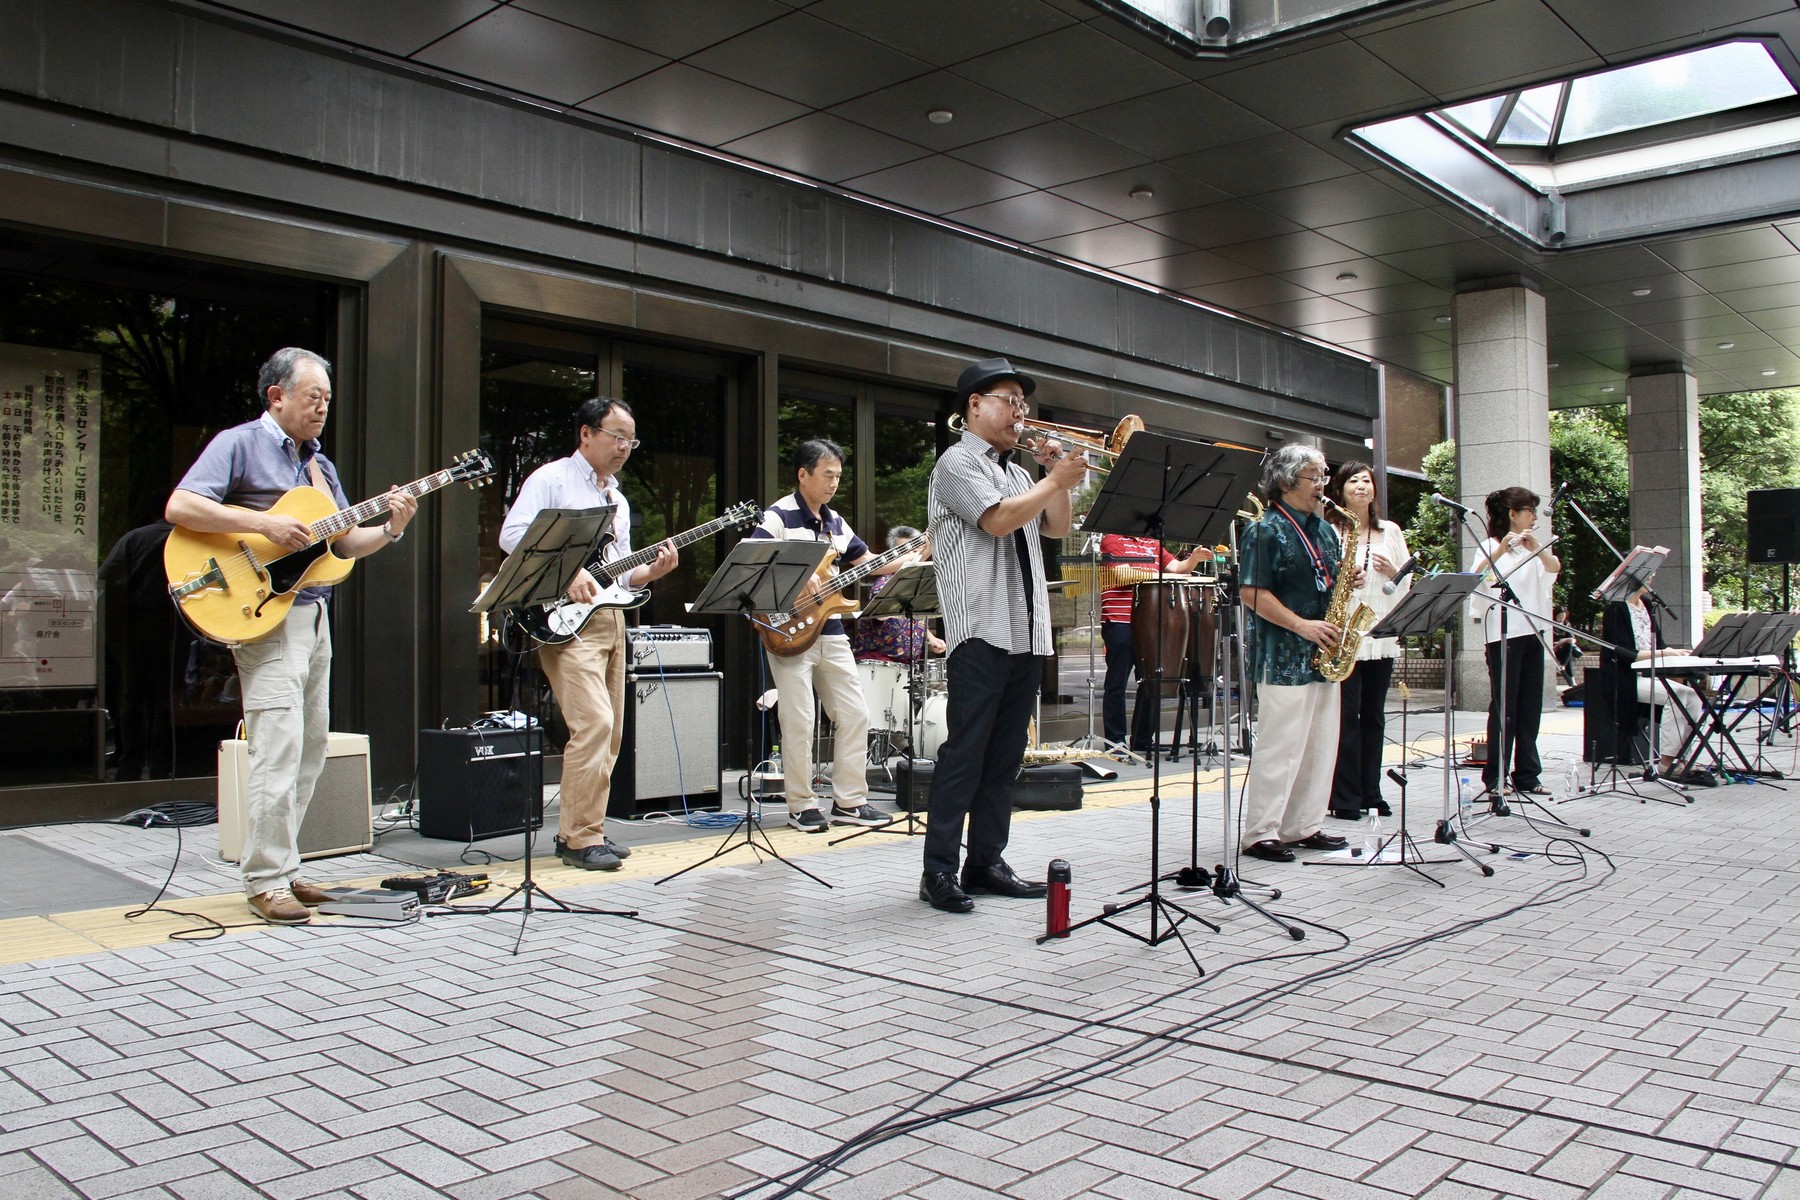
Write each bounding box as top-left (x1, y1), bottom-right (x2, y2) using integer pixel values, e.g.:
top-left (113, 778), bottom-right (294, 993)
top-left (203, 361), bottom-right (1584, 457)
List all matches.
top-left (628, 625), bottom-right (712, 672)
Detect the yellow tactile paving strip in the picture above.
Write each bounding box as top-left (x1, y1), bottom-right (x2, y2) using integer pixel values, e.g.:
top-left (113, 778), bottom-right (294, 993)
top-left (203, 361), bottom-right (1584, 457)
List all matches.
top-left (0, 714), bottom-right (1568, 968)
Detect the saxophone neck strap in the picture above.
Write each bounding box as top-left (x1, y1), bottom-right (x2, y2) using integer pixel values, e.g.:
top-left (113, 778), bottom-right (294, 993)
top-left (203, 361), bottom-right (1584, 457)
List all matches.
top-left (1274, 501), bottom-right (1334, 592)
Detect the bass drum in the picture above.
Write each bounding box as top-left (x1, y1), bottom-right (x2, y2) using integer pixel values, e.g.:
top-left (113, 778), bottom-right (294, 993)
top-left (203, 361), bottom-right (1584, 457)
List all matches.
top-left (857, 661), bottom-right (911, 732)
top-left (916, 694), bottom-right (949, 758)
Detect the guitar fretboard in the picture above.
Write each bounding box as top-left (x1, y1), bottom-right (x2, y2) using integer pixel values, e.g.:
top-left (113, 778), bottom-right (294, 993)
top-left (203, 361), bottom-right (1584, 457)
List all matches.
top-left (794, 532), bottom-right (927, 611)
top-left (594, 504), bottom-right (756, 585)
top-left (308, 469), bottom-right (457, 542)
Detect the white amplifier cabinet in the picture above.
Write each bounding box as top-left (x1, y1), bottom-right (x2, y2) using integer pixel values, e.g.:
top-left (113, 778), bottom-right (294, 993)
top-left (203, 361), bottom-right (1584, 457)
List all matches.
top-left (218, 732), bottom-right (374, 862)
top-left (627, 625), bottom-right (713, 672)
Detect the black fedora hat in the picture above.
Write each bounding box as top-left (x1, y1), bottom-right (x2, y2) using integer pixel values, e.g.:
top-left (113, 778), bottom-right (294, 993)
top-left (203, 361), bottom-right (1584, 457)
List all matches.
top-left (954, 356), bottom-right (1036, 401)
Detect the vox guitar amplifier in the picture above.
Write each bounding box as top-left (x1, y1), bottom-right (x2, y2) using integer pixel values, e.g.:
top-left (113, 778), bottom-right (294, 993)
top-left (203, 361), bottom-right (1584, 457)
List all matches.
top-left (417, 727), bottom-right (544, 842)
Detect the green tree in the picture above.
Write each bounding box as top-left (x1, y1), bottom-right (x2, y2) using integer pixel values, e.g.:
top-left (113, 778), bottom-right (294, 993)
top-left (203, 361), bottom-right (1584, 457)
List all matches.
top-left (1549, 412), bottom-right (1630, 629)
top-left (1697, 388), bottom-right (1800, 609)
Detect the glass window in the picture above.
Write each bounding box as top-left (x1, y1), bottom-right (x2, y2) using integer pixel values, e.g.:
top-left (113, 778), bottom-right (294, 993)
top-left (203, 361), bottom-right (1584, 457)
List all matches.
top-left (1443, 96), bottom-right (1504, 141)
top-left (1561, 41), bottom-right (1796, 144)
top-left (0, 233), bottom-right (333, 787)
top-left (1497, 84), bottom-right (1563, 146)
top-left (870, 407), bottom-right (938, 550)
top-left (776, 387), bottom-right (856, 512)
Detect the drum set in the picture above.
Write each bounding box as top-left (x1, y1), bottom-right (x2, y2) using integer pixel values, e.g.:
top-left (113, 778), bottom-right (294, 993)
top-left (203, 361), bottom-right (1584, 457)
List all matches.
top-left (860, 658), bottom-right (948, 760)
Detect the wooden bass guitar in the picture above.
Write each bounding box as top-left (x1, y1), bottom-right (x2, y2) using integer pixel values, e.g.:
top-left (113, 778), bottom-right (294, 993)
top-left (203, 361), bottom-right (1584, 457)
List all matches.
top-left (754, 531), bottom-right (928, 657)
top-left (165, 449), bottom-right (494, 645)
top-left (507, 500), bottom-right (759, 646)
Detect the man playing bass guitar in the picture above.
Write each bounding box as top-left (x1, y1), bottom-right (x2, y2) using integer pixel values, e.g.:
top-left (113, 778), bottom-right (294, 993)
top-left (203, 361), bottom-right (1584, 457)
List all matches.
top-left (751, 439), bottom-right (914, 832)
top-left (165, 348), bottom-right (416, 925)
top-left (500, 397), bottom-right (677, 871)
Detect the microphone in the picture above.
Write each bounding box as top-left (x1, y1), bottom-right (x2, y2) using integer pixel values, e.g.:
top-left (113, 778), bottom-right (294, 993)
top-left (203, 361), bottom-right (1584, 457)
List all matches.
top-left (1382, 556), bottom-right (1420, 595)
top-left (1430, 492), bottom-right (1471, 514)
top-left (1551, 480), bottom-right (1571, 505)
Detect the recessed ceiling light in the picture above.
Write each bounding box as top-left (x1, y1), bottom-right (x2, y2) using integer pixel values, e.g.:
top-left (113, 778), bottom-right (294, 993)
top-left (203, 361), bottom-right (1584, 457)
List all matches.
top-left (1762, 369), bottom-right (1778, 376)
top-left (1716, 341), bottom-right (1736, 350)
top-left (1435, 314), bottom-right (1452, 324)
top-left (1630, 287), bottom-right (1653, 297)
top-left (1600, 385), bottom-right (1616, 393)
top-left (1128, 185), bottom-right (1155, 200)
top-left (1548, 362), bottom-right (1560, 369)
top-left (1335, 271), bottom-right (1359, 282)
top-left (926, 109), bottom-right (954, 124)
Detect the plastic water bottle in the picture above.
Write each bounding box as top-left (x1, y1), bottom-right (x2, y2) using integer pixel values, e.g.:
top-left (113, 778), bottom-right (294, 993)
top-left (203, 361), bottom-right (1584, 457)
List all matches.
top-left (1458, 776), bottom-right (1474, 823)
top-left (1362, 813), bottom-right (1384, 860)
top-left (1565, 762), bottom-right (1580, 797)
top-left (770, 744), bottom-right (782, 775)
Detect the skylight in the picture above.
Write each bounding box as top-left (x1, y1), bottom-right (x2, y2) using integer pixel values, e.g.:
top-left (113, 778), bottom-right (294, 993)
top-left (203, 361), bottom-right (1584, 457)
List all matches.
top-left (1345, 40), bottom-right (1800, 250)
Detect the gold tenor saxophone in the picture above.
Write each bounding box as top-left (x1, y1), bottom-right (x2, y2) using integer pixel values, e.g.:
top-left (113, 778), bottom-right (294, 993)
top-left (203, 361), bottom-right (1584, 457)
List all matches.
top-left (1314, 498), bottom-right (1378, 682)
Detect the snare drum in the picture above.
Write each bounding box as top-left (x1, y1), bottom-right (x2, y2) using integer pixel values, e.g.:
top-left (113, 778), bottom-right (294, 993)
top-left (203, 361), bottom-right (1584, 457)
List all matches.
top-left (857, 661), bottom-right (911, 732)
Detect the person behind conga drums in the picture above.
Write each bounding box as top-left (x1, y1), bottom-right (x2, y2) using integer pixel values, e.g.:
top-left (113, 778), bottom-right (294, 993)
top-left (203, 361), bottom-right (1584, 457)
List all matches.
top-left (852, 526), bottom-right (946, 665)
top-left (1324, 461), bottom-right (1409, 820)
top-left (1098, 533), bottom-right (1210, 756)
top-left (1601, 574), bottom-right (1710, 785)
top-left (1237, 445), bottom-right (1358, 863)
top-left (753, 440), bottom-right (910, 832)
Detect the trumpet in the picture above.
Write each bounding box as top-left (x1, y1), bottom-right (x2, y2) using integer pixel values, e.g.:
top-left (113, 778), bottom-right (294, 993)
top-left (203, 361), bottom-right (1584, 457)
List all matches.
top-left (949, 412), bottom-right (1142, 472)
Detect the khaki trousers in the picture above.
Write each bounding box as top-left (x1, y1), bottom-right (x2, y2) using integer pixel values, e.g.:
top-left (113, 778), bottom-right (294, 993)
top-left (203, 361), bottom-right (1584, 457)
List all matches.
top-left (764, 635), bottom-right (869, 814)
top-left (1242, 681), bottom-right (1340, 847)
top-left (539, 607), bottom-right (625, 848)
top-left (233, 603), bottom-right (331, 897)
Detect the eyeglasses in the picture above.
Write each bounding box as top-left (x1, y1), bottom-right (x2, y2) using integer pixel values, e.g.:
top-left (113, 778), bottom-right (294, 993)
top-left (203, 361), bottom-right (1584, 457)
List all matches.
top-left (1298, 471), bottom-right (1329, 483)
top-left (978, 393), bottom-right (1030, 415)
top-left (602, 432), bottom-right (641, 450)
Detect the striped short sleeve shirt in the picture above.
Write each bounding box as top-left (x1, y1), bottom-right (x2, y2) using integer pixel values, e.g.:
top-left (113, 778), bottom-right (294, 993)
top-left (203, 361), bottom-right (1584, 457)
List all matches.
top-left (929, 431), bottom-right (1053, 657)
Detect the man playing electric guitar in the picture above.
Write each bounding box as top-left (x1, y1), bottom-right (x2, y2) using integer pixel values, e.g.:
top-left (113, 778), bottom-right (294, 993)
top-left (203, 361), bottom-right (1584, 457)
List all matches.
top-left (165, 348), bottom-right (416, 925)
top-left (750, 439), bottom-right (915, 832)
top-left (500, 396), bottom-right (677, 871)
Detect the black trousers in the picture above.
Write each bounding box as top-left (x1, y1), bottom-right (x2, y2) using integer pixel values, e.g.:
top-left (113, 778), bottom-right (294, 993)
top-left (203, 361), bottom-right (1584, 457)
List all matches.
top-left (1484, 635), bottom-right (1545, 791)
top-left (923, 639), bottom-right (1040, 876)
top-left (1329, 656), bottom-right (1394, 814)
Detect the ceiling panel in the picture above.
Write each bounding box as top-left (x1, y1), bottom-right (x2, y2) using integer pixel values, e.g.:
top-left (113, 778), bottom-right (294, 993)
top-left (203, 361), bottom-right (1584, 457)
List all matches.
top-left (1207, 40), bottom-right (1432, 127)
top-left (1247, 173), bottom-right (1421, 227)
top-left (843, 156), bottom-right (1033, 213)
top-left (1047, 165), bottom-right (1231, 220)
top-left (949, 122), bottom-right (1148, 189)
top-left (212, 0), bottom-right (499, 57)
top-left (583, 64), bottom-right (808, 145)
top-left (806, 0), bottom-right (1077, 66)
top-left (1536, 246), bottom-right (1672, 287)
top-left (412, 6), bottom-right (666, 105)
top-left (946, 23), bottom-right (1186, 118)
top-left (687, 12), bottom-right (930, 109)
top-left (1112, 249), bottom-right (1261, 290)
top-left (1320, 209), bottom-right (1470, 256)
top-left (723, 112), bottom-right (927, 182)
top-left (1572, 272), bottom-right (1710, 309)
top-left (1138, 200), bottom-right (1304, 249)
top-left (1242, 295), bottom-right (1370, 328)
top-left (828, 72), bottom-right (1048, 152)
top-left (510, 0), bottom-right (788, 58)
top-left (1647, 225), bottom-right (1798, 272)
top-left (1064, 85), bottom-right (1277, 159)
top-left (1546, 0), bottom-right (1793, 57)
top-left (947, 191), bottom-right (1117, 243)
top-left (1182, 275), bottom-right (1318, 311)
top-left (1683, 254), bottom-right (1800, 296)
top-left (1275, 258), bottom-right (1422, 295)
top-left (1336, 280), bottom-right (1454, 315)
top-left (1212, 230), bottom-right (1364, 274)
top-left (1166, 132), bottom-right (1361, 195)
top-left (1352, 0), bottom-right (1602, 99)
top-left (1035, 223), bottom-right (1199, 268)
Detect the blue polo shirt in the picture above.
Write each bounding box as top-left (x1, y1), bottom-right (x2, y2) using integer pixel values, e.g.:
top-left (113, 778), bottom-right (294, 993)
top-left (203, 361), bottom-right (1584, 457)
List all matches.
top-left (174, 412), bottom-right (350, 605)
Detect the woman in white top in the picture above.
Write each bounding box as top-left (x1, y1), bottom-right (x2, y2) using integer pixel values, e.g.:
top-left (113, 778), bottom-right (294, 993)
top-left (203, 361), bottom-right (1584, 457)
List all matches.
top-left (1600, 577), bottom-right (1707, 782)
top-left (1325, 462), bottom-right (1410, 819)
top-left (1474, 486), bottom-right (1559, 798)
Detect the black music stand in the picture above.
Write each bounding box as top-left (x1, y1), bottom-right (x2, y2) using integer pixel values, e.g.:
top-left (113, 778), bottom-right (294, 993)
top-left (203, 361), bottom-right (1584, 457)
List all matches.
top-left (1309, 573), bottom-right (1475, 884)
top-left (656, 539), bottom-right (832, 887)
top-left (832, 561), bottom-right (937, 844)
top-left (1049, 435), bottom-right (1285, 972)
top-left (441, 506), bottom-right (637, 952)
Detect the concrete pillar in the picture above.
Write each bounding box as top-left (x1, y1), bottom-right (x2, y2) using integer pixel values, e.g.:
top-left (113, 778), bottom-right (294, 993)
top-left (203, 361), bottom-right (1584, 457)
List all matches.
top-left (1451, 283), bottom-right (1551, 712)
top-left (1627, 369), bottom-right (1703, 645)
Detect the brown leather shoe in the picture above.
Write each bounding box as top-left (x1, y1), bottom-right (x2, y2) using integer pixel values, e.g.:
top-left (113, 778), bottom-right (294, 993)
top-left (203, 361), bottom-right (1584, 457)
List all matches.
top-left (248, 888), bottom-right (310, 925)
top-left (289, 879), bottom-right (333, 907)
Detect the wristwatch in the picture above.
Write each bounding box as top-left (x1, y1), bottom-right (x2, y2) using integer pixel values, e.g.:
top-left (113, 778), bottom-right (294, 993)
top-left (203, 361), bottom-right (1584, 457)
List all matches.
top-left (382, 521), bottom-right (404, 543)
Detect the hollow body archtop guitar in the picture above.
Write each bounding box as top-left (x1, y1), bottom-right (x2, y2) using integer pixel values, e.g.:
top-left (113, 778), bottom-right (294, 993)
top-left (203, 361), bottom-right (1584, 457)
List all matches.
top-left (165, 450), bottom-right (494, 645)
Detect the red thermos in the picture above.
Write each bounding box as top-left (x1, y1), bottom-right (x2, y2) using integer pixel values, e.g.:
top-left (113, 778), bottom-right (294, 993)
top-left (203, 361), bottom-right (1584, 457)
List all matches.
top-left (1045, 859), bottom-right (1071, 938)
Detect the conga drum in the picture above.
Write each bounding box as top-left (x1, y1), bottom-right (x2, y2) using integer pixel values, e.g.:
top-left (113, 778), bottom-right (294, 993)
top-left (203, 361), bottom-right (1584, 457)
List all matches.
top-left (1131, 582), bottom-right (1192, 681)
top-left (1180, 581), bottom-right (1218, 682)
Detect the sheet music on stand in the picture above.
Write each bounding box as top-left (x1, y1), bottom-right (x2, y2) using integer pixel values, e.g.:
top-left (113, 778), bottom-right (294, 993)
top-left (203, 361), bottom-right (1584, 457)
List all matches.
top-left (472, 505), bottom-right (616, 618)
top-left (687, 539), bottom-right (828, 621)
top-left (1591, 545), bottom-right (1668, 604)
top-left (858, 561), bottom-right (940, 622)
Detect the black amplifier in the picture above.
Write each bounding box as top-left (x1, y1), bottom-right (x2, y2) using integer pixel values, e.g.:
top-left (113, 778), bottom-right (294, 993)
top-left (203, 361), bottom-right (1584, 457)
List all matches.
top-left (627, 625), bottom-right (712, 672)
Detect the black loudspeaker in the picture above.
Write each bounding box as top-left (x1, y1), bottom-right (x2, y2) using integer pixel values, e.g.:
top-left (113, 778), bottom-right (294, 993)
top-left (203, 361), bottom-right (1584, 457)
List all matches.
top-left (1747, 488), bottom-right (1800, 564)
top-left (611, 671), bottom-right (722, 816)
top-left (1581, 666), bottom-right (1646, 766)
top-left (418, 728), bottom-right (544, 842)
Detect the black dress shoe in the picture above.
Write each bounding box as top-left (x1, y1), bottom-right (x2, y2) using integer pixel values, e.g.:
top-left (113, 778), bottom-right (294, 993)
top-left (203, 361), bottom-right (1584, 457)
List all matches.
top-left (960, 859), bottom-right (1046, 899)
top-left (919, 872), bottom-right (974, 912)
top-left (1286, 831), bottom-right (1349, 851)
top-left (1328, 807), bottom-right (1362, 821)
top-left (1243, 840), bottom-right (1295, 863)
top-left (1369, 799), bottom-right (1392, 817)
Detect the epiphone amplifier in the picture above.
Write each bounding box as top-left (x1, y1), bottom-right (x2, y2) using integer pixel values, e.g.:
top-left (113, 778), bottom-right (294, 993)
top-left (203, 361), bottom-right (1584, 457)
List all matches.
top-left (218, 732), bottom-right (373, 862)
top-left (418, 727), bottom-right (544, 842)
top-left (627, 625), bottom-right (712, 672)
